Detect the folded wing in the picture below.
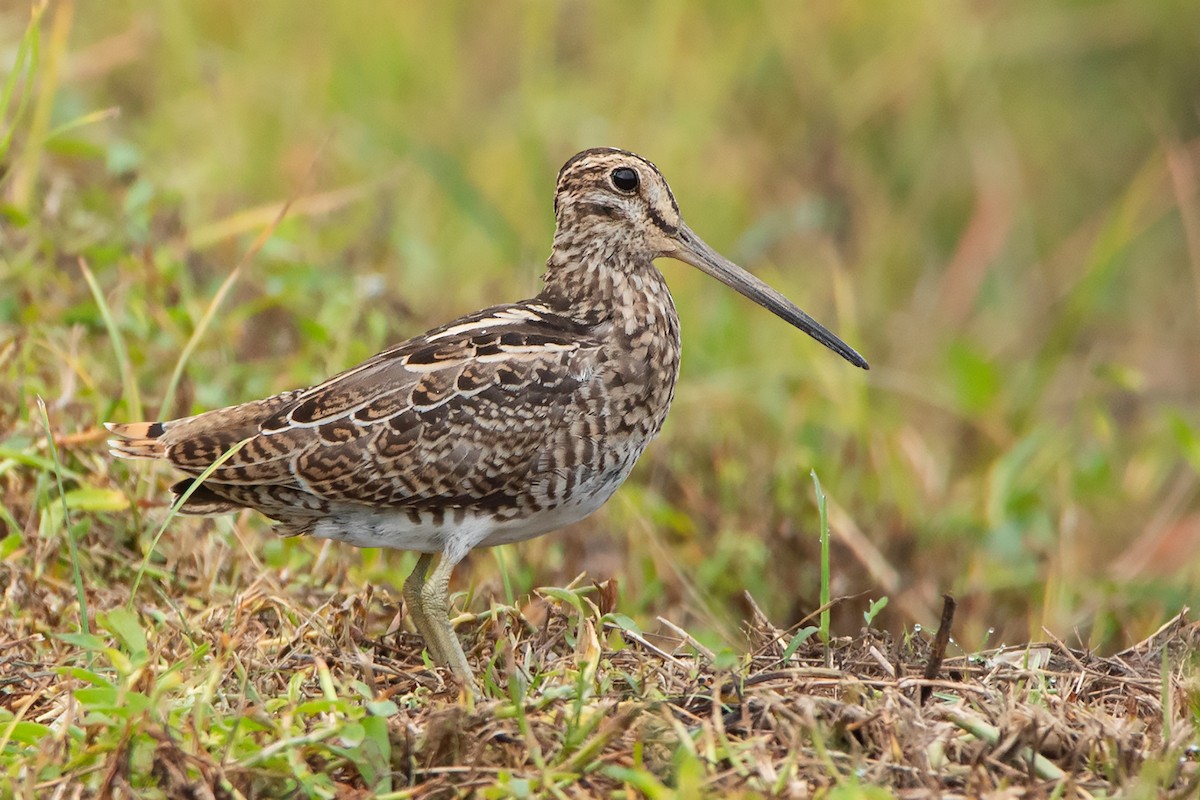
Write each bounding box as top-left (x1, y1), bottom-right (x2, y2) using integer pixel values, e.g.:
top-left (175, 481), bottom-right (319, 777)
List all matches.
top-left (106, 303), bottom-right (603, 528)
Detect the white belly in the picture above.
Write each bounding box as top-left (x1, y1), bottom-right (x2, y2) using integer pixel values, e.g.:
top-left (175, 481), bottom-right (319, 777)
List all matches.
top-left (309, 460), bottom-right (631, 560)
top-left (477, 477), bottom-right (623, 547)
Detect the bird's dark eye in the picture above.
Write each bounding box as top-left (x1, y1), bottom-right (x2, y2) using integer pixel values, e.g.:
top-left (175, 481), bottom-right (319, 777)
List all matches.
top-left (611, 167), bottom-right (639, 193)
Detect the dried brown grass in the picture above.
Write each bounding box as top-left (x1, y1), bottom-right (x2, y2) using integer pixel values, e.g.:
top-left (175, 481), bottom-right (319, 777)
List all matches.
top-left (3, 560), bottom-right (1196, 798)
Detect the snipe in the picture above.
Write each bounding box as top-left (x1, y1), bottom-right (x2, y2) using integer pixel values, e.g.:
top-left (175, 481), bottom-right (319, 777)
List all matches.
top-left (107, 147), bottom-right (868, 692)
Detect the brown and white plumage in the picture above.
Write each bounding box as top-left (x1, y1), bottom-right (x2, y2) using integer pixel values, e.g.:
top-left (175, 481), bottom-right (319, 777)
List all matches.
top-left (107, 147), bottom-right (867, 690)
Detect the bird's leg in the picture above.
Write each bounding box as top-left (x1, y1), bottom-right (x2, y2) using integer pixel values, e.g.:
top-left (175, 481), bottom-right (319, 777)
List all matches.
top-left (402, 552), bottom-right (447, 666)
top-left (419, 552), bottom-right (478, 693)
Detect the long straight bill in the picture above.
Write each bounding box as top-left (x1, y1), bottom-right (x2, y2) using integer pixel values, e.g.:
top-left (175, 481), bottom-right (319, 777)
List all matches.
top-left (672, 223), bottom-right (869, 369)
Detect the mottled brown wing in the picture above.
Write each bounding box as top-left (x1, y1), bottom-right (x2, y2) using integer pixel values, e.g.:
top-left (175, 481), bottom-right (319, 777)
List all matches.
top-left (152, 304), bottom-right (603, 512)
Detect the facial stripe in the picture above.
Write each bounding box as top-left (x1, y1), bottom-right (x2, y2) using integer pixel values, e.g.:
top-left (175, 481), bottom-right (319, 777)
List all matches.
top-left (577, 202), bottom-right (621, 220)
top-left (644, 205), bottom-right (678, 235)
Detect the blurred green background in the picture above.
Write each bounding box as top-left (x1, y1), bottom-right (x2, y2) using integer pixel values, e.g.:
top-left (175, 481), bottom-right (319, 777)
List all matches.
top-left (5, 0), bottom-right (1200, 652)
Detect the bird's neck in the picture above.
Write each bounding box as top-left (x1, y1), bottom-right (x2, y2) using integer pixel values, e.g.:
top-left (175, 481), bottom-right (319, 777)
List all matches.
top-left (538, 236), bottom-right (683, 440)
top-left (538, 238), bottom-right (676, 331)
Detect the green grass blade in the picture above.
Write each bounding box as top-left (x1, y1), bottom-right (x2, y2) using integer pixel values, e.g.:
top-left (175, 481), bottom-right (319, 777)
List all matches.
top-left (79, 257), bottom-right (142, 421)
top-left (156, 263), bottom-right (242, 421)
top-left (127, 437), bottom-right (250, 604)
top-left (36, 396), bottom-right (89, 635)
top-left (9, 0), bottom-right (69, 209)
top-left (812, 470), bottom-right (830, 650)
top-left (44, 105), bottom-right (121, 142)
top-left (0, 2), bottom-right (43, 164)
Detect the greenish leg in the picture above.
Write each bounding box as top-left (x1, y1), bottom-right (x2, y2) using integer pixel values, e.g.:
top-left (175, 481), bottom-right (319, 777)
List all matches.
top-left (402, 553), bottom-right (446, 666)
top-left (402, 551), bottom-right (478, 693)
top-left (419, 553), bottom-right (479, 693)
